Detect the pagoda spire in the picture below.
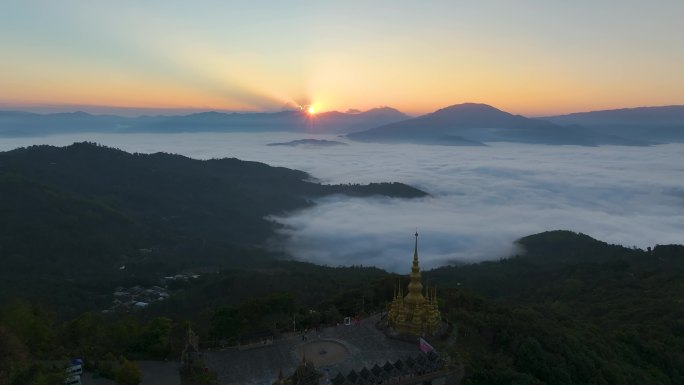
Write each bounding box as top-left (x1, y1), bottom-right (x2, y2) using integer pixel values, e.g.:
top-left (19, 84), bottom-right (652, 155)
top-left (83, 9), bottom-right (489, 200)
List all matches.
top-left (411, 231), bottom-right (421, 275)
top-left (413, 231), bottom-right (419, 263)
top-left (405, 231), bottom-right (424, 304)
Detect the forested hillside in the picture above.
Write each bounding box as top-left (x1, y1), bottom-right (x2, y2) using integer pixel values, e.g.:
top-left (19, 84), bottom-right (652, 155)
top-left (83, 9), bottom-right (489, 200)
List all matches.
top-left (1, 230), bottom-right (683, 384)
top-left (0, 142), bottom-right (425, 313)
top-left (428, 231), bottom-right (684, 384)
top-left (1, 143), bottom-right (683, 385)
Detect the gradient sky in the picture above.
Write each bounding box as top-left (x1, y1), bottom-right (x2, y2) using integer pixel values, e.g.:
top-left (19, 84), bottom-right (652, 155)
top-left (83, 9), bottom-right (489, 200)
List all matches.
top-left (2, 0), bottom-right (683, 116)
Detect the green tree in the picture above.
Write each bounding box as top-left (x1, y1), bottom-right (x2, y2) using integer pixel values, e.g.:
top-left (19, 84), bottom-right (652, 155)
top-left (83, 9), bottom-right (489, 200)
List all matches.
top-left (116, 357), bottom-right (142, 385)
top-left (137, 317), bottom-right (172, 358)
top-left (0, 301), bottom-right (54, 356)
top-left (210, 307), bottom-right (240, 340)
top-left (8, 364), bottom-right (63, 385)
top-left (0, 325), bottom-right (28, 385)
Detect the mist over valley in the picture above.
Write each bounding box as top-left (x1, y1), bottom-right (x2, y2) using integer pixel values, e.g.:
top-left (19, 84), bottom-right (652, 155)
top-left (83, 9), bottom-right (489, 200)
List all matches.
top-left (3, 132), bottom-right (682, 272)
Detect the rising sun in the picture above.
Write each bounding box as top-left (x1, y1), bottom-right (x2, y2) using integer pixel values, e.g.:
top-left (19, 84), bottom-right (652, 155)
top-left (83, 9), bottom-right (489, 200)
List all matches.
top-left (307, 105), bottom-right (316, 115)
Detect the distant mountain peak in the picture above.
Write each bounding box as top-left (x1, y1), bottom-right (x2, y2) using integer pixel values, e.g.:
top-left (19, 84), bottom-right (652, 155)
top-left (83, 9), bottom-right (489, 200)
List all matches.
top-left (366, 106), bottom-right (403, 113)
top-left (544, 105), bottom-right (684, 121)
top-left (360, 106), bottom-right (407, 115)
top-left (53, 110), bottom-right (93, 118)
top-left (346, 102), bottom-right (632, 146)
top-left (439, 102), bottom-right (500, 110)
top-left (432, 103), bottom-right (509, 116)
top-left (186, 111), bottom-right (227, 117)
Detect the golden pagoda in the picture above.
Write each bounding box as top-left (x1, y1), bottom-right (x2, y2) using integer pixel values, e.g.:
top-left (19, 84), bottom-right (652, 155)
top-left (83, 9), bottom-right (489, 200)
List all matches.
top-left (387, 232), bottom-right (441, 336)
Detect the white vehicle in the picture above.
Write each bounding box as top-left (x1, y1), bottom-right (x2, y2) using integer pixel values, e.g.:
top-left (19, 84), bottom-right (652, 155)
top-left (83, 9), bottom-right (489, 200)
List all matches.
top-left (64, 375), bottom-right (81, 385)
top-left (65, 364), bottom-right (83, 376)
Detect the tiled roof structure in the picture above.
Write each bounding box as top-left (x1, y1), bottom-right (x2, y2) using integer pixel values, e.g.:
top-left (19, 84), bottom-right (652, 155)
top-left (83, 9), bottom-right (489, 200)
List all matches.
top-left (331, 352), bottom-right (447, 385)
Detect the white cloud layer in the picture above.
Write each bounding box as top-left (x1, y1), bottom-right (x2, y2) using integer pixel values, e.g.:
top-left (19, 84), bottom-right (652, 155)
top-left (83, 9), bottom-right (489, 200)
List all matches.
top-left (3, 133), bottom-right (684, 272)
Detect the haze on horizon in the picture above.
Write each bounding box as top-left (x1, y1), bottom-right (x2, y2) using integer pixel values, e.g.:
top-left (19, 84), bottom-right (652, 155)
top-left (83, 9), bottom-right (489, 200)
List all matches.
top-left (2, 0), bottom-right (684, 116)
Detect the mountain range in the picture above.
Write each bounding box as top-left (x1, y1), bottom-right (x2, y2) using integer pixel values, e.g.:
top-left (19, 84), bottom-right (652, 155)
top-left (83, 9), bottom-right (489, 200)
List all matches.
top-left (347, 103), bottom-right (675, 146)
top-left (2, 104), bottom-right (684, 146)
top-left (0, 107), bottom-right (408, 136)
top-left (542, 105), bottom-right (684, 143)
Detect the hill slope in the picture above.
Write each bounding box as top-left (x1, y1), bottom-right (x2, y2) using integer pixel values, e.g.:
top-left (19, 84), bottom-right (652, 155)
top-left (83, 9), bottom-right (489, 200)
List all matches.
top-left (0, 142), bottom-right (426, 312)
top-left (0, 107), bottom-right (410, 136)
top-left (543, 105), bottom-right (684, 143)
top-left (1, 228), bottom-right (683, 383)
top-left (427, 230), bottom-right (684, 384)
top-left (348, 103), bottom-right (645, 146)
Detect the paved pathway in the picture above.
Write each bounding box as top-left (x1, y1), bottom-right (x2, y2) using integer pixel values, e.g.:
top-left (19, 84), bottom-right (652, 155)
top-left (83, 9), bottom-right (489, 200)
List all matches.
top-left (139, 361), bottom-right (181, 385)
top-left (80, 372), bottom-right (116, 385)
top-left (205, 314), bottom-right (419, 385)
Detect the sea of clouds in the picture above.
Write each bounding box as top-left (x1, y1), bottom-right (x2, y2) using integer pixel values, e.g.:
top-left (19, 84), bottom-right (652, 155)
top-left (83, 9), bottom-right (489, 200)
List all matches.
top-left (3, 132), bottom-right (683, 272)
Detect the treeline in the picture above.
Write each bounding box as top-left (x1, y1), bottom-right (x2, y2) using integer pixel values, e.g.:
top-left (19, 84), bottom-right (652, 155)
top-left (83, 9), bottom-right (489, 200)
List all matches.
top-left (0, 300), bottom-right (186, 385)
top-left (437, 287), bottom-right (684, 384)
top-left (0, 263), bottom-right (395, 384)
top-left (0, 142), bottom-right (425, 315)
top-left (0, 299), bottom-right (189, 359)
top-left (208, 274), bottom-right (407, 344)
top-left (427, 231), bottom-right (684, 384)
top-left (149, 261), bottom-right (387, 320)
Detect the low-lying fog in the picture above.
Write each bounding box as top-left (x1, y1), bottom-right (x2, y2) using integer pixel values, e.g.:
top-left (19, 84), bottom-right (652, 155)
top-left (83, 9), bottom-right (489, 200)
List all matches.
top-left (3, 132), bottom-right (683, 272)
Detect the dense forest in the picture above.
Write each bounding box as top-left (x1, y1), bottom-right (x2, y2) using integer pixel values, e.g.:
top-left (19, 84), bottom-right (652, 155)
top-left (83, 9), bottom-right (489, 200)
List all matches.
top-left (1, 144), bottom-right (683, 385)
top-left (3, 230), bottom-right (683, 384)
top-left (0, 142), bottom-right (425, 314)
top-left (428, 231), bottom-right (684, 384)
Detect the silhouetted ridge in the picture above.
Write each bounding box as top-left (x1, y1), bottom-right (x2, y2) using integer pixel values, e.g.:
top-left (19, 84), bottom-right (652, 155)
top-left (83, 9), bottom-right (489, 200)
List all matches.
top-left (0, 107), bottom-right (410, 136)
top-left (348, 103), bottom-right (644, 146)
top-left (543, 105), bottom-right (684, 143)
top-left (0, 142), bottom-right (427, 311)
top-left (516, 230), bottom-right (608, 253)
top-left (426, 102), bottom-right (533, 127)
top-left (545, 105), bottom-right (684, 123)
top-left (434, 102), bottom-right (507, 114)
top-left (358, 106), bottom-right (408, 118)
top-left (423, 228), bottom-right (684, 302)
top-left (267, 139), bottom-right (347, 147)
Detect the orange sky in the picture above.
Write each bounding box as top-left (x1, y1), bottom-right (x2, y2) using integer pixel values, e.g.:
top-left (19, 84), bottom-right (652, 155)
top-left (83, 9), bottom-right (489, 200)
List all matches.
top-left (1, 1), bottom-right (683, 116)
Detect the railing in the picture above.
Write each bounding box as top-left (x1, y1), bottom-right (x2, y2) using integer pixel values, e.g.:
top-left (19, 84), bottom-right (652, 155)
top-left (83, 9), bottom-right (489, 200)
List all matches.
top-left (237, 338), bottom-right (274, 351)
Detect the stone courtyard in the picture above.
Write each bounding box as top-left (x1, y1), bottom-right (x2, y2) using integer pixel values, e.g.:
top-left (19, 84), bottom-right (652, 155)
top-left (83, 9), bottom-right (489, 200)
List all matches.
top-left (204, 314), bottom-right (420, 385)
